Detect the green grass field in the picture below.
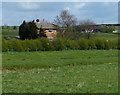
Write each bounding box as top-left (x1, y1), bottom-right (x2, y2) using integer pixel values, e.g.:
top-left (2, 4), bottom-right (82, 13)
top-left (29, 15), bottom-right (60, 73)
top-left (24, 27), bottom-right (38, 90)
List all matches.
top-left (2, 29), bottom-right (18, 37)
top-left (95, 33), bottom-right (118, 40)
top-left (2, 50), bottom-right (118, 70)
top-left (2, 50), bottom-right (118, 93)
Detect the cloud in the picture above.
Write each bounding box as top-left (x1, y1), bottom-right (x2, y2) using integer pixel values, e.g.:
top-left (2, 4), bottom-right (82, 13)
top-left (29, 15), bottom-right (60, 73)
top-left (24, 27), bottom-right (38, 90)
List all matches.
top-left (2, 2), bottom-right (118, 26)
top-left (74, 3), bottom-right (86, 9)
top-left (19, 2), bottom-right (39, 10)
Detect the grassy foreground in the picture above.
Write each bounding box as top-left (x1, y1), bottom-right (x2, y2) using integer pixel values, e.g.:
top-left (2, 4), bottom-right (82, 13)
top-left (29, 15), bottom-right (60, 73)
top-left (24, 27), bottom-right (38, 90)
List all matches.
top-left (2, 50), bottom-right (118, 93)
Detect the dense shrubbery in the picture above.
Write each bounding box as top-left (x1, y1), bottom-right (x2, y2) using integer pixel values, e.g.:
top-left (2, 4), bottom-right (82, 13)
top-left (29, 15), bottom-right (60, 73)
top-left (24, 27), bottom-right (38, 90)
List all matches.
top-left (2, 37), bottom-right (119, 52)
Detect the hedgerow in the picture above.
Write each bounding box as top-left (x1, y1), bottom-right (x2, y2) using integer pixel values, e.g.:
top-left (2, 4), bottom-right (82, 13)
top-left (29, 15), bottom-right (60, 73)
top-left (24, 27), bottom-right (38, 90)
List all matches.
top-left (2, 38), bottom-right (119, 52)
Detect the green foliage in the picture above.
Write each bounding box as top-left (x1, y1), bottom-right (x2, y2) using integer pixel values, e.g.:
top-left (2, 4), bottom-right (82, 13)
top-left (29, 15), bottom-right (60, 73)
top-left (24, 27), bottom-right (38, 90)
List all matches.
top-left (19, 21), bottom-right (47, 40)
top-left (108, 26), bottom-right (117, 33)
top-left (57, 30), bottom-right (96, 40)
top-left (7, 39), bottom-right (15, 50)
top-left (94, 39), bottom-right (105, 49)
top-left (111, 39), bottom-right (118, 49)
top-left (19, 21), bottom-right (38, 40)
top-left (77, 39), bottom-right (88, 50)
top-left (53, 38), bottom-right (66, 50)
top-left (7, 39), bottom-right (23, 51)
top-left (118, 39), bottom-right (120, 49)
top-left (100, 25), bottom-right (117, 33)
top-left (40, 37), bottom-right (54, 51)
top-left (104, 40), bottom-right (112, 50)
top-left (2, 38), bottom-right (119, 52)
top-left (34, 39), bottom-right (43, 51)
top-left (21, 40), bottom-right (29, 51)
top-left (68, 40), bottom-right (79, 49)
top-left (24, 39), bottom-right (38, 51)
top-left (2, 39), bottom-right (8, 52)
top-left (13, 40), bottom-right (23, 51)
top-left (88, 39), bottom-right (96, 49)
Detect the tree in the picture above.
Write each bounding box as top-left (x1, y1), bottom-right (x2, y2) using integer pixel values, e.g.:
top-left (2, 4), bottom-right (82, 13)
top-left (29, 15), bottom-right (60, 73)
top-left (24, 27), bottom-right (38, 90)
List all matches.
top-left (54, 10), bottom-right (77, 28)
top-left (107, 26), bottom-right (116, 33)
top-left (19, 20), bottom-right (38, 40)
top-left (100, 25), bottom-right (116, 33)
top-left (19, 20), bottom-right (47, 40)
top-left (54, 10), bottom-right (77, 39)
top-left (78, 19), bottom-right (96, 39)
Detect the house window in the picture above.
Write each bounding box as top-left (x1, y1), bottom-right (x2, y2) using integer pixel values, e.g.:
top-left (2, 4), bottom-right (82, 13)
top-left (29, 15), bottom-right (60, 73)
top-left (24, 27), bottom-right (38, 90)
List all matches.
top-left (49, 29), bottom-right (53, 33)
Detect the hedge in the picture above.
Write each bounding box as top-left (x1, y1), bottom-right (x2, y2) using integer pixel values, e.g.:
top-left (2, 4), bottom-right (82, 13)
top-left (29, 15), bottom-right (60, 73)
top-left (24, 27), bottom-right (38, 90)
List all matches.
top-left (2, 37), bottom-right (119, 52)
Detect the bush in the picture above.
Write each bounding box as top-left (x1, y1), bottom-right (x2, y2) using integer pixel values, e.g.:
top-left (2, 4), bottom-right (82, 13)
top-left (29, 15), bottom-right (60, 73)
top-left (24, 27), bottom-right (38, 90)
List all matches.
top-left (2, 38), bottom-right (119, 52)
top-left (77, 39), bottom-right (88, 50)
top-left (7, 39), bottom-right (15, 51)
top-left (19, 21), bottom-right (38, 40)
top-left (118, 39), bottom-right (120, 49)
top-left (88, 39), bottom-right (96, 49)
top-left (104, 40), bottom-right (112, 50)
top-left (94, 39), bottom-right (105, 49)
top-left (2, 39), bottom-right (8, 51)
top-left (26, 39), bottom-right (38, 51)
top-left (21, 40), bottom-right (29, 51)
top-left (7, 39), bottom-right (23, 51)
top-left (53, 38), bottom-right (66, 50)
top-left (111, 39), bottom-right (118, 49)
top-left (34, 39), bottom-right (43, 51)
top-left (13, 40), bottom-right (23, 51)
top-left (69, 40), bottom-right (79, 50)
top-left (40, 37), bottom-right (54, 51)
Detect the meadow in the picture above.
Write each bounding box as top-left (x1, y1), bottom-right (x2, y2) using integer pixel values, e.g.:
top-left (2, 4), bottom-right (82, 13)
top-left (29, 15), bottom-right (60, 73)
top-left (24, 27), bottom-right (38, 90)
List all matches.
top-left (2, 29), bottom-right (18, 37)
top-left (2, 26), bottom-right (119, 93)
top-left (96, 33), bottom-right (118, 40)
top-left (2, 50), bottom-right (118, 93)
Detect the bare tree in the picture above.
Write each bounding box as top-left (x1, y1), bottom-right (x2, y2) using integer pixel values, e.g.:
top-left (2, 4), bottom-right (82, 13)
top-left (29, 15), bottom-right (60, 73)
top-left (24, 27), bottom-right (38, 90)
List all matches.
top-left (80, 19), bottom-right (95, 31)
top-left (80, 19), bottom-right (95, 25)
top-left (54, 10), bottom-right (77, 38)
top-left (54, 10), bottom-right (77, 27)
top-left (79, 19), bottom-right (96, 39)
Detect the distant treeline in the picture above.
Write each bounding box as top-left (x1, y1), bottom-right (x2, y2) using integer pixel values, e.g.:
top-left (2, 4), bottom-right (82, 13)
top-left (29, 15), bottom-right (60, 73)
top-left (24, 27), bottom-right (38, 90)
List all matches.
top-left (2, 37), bottom-right (119, 52)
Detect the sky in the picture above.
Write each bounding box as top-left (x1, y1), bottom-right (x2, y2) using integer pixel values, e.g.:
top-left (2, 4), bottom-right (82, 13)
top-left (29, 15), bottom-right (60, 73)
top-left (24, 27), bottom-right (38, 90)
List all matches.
top-left (1, 2), bottom-right (118, 26)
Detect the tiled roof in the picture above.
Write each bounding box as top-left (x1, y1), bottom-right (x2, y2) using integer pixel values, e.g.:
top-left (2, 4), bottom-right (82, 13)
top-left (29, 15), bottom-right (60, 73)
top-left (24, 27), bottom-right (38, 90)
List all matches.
top-left (35, 22), bottom-right (57, 29)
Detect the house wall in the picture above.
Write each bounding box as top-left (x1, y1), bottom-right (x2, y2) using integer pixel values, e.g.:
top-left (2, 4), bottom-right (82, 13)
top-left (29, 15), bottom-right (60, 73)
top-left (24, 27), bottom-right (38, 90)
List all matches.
top-left (44, 30), bottom-right (57, 38)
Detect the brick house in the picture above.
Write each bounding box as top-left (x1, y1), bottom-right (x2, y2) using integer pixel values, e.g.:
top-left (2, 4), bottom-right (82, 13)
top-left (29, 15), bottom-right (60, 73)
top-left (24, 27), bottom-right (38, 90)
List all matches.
top-left (35, 19), bottom-right (57, 41)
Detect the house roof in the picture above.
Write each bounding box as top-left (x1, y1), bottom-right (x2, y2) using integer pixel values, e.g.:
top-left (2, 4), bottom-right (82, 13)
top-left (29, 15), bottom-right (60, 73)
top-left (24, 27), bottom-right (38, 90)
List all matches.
top-left (35, 21), bottom-right (57, 29)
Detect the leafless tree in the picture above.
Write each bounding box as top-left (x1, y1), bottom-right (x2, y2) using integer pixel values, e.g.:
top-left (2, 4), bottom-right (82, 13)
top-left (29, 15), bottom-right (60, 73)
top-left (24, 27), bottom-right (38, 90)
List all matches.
top-left (79, 19), bottom-right (96, 39)
top-left (54, 10), bottom-right (77, 27)
top-left (79, 19), bottom-right (96, 31)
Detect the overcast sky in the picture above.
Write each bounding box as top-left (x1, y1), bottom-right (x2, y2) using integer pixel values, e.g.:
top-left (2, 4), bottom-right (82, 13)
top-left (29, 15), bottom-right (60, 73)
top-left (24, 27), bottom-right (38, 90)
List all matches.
top-left (2, 2), bottom-right (118, 26)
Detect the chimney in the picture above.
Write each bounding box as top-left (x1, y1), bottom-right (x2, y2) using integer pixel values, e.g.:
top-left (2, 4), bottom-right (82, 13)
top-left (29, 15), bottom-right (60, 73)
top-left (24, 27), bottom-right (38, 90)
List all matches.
top-left (36, 19), bottom-right (40, 22)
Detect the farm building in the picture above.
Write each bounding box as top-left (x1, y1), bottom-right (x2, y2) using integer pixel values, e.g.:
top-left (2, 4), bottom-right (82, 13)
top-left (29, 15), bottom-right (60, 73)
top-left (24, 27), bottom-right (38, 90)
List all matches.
top-left (35, 19), bottom-right (57, 41)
